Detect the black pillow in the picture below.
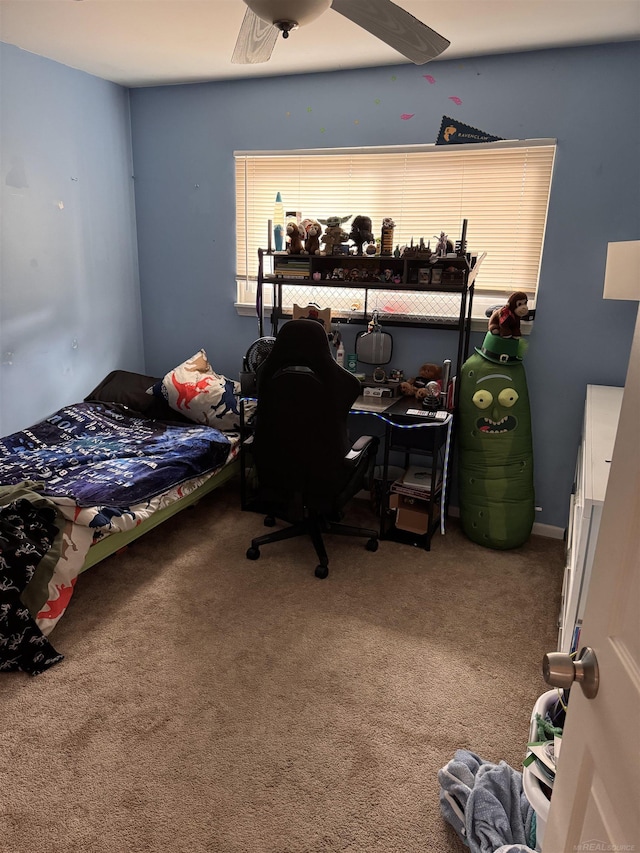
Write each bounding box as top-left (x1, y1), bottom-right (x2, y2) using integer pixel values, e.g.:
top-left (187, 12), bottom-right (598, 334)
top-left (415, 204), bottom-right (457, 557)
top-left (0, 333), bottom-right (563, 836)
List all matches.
top-left (84, 370), bottom-right (191, 423)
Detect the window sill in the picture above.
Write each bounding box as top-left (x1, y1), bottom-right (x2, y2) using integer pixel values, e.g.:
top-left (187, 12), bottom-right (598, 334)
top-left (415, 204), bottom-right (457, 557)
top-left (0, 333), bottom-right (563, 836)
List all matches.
top-left (234, 301), bottom-right (533, 336)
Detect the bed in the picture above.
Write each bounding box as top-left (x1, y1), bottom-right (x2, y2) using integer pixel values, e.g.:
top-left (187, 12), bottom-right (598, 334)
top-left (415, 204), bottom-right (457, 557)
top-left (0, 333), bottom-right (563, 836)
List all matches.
top-left (0, 358), bottom-right (245, 675)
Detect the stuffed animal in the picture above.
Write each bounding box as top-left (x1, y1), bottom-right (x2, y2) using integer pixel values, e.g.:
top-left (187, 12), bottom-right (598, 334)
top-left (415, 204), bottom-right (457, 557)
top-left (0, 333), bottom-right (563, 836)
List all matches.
top-left (458, 333), bottom-right (534, 549)
top-left (349, 215), bottom-right (375, 255)
top-left (318, 214), bottom-right (351, 255)
top-left (286, 221), bottom-right (306, 254)
top-left (400, 363), bottom-right (443, 400)
top-left (303, 219), bottom-right (323, 256)
top-left (488, 291), bottom-right (529, 338)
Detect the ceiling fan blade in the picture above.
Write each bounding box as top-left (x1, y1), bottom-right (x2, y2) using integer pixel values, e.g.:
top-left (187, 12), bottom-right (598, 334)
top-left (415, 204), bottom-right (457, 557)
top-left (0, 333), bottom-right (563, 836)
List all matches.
top-left (232, 7), bottom-right (280, 64)
top-left (331, 0), bottom-right (450, 64)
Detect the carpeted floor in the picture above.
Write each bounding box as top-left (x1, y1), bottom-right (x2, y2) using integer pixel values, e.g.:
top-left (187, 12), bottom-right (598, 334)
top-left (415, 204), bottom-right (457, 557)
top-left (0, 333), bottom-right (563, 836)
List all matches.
top-left (1, 481), bottom-right (563, 853)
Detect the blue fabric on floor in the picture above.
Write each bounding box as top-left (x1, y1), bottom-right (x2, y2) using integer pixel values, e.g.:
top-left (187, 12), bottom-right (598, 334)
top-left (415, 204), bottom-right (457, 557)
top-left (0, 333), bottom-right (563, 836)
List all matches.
top-left (437, 749), bottom-right (484, 844)
top-left (438, 749), bottom-right (536, 853)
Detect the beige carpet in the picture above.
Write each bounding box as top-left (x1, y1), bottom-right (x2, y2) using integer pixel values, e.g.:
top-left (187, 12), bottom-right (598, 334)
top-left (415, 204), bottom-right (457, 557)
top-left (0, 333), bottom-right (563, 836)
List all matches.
top-left (1, 481), bottom-right (563, 853)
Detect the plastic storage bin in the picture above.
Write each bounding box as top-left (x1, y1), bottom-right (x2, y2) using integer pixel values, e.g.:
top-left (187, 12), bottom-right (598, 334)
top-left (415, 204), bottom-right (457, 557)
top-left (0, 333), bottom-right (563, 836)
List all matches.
top-left (523, 689), bottom-right (558, 851)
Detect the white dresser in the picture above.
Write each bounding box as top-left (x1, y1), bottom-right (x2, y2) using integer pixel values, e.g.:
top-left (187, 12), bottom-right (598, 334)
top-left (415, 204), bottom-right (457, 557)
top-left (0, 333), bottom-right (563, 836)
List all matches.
top-left (558, 384), bottom-right (624, 653)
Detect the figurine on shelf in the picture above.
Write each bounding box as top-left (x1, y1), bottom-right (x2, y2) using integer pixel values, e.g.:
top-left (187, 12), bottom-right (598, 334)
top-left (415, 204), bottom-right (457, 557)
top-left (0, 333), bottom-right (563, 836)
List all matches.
top-left (488, 291), bottom-right (529, 338)
top-left (417, 238), bottom-right (432, 259)
top-left (286, 221), bottom-right (306, 254)
top-left (303, 219), bottom-right (323, 256)
top-left (318, 214), bottom-right (351, 255)
top-left (380, 218), bottom-right (395, 256)
top-left (435, 232), bottom-right (450, 257)
top-left (349, 215), bottom-right (375, 255)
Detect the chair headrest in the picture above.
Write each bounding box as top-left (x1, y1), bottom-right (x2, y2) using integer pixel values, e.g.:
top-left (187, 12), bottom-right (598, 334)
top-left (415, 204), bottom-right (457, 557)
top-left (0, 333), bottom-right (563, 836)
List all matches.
top-left (261, 320), bottom-right (333, 375)
top-left (258, 319), bottom-right (359, 404)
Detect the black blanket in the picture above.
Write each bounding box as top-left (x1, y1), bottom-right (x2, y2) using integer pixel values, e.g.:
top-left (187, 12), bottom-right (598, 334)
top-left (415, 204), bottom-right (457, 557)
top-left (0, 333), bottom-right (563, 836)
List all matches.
top-left (0, 499), bottom-right (64, 675)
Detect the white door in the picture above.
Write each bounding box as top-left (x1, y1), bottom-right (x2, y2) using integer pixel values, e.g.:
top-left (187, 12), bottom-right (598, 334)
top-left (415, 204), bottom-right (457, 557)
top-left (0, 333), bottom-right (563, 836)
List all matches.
top-left (543, 309), bottom-right (640, 851)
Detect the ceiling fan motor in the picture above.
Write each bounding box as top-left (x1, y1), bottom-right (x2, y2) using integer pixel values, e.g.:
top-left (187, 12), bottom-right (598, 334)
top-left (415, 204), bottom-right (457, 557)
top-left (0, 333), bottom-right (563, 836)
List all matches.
top-left (246, 0), bottom-right (331, 29)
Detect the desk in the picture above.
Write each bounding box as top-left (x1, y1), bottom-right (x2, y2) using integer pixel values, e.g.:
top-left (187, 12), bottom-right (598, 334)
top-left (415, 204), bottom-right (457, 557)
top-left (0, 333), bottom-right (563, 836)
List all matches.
top-left (350, 396), bottom-right (453, 549)
top-left (240, 395), bottom-right (453, 550)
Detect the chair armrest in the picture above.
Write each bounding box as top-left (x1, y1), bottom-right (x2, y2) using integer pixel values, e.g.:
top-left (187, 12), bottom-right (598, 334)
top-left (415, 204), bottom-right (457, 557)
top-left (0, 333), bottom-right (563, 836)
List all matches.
top-left (345, 435), bottom-right (378, 462)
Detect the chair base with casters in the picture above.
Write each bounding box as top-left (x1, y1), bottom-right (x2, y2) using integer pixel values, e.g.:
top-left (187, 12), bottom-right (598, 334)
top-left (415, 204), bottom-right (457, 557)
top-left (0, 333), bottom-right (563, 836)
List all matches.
top-left (246, 433), bottom-right (380, 579)
top-left (246, 513), bottom-right (379, 579)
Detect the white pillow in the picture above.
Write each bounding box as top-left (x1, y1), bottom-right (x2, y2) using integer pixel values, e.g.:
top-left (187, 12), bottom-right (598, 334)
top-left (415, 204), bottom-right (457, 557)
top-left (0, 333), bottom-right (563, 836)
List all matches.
top-left (149, 349), bottom-right (243, 431)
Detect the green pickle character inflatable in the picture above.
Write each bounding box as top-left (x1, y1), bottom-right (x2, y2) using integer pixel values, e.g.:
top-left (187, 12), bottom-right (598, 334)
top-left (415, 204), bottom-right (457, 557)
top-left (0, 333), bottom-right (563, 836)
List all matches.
top-left (458, 332), bottom-right (534, 549)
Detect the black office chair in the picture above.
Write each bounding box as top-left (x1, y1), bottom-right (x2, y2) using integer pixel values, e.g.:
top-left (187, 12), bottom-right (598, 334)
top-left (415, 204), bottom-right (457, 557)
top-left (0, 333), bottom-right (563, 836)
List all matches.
top-left (246, 319), bottom-right (379, 579)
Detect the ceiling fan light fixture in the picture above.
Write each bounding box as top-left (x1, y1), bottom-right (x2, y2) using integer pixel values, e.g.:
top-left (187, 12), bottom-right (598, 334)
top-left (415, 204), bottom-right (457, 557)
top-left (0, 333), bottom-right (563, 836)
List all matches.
top-left (274, 21), bottom-right (298, 39)
top-left (244, 0), bottom-right (331, 28)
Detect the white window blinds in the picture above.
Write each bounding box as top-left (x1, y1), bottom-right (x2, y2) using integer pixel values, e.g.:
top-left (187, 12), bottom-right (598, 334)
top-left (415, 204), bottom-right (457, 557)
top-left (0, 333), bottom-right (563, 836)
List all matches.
top-left (235, 140), bottom-right (555, 300)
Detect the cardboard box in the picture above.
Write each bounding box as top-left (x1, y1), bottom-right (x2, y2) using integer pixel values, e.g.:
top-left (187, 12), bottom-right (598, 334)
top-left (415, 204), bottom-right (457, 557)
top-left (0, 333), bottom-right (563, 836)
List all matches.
top-left (389, 493), bottom-right (439, 535)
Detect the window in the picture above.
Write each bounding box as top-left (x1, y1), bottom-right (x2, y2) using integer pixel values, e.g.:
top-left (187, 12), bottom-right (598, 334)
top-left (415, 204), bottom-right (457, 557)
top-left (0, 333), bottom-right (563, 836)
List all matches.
top-left (235, 140), bottom-right (555, 320)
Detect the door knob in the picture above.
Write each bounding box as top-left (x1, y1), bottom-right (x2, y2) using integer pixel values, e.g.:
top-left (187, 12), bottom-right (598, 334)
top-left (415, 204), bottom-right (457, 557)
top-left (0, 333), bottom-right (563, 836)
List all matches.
top-left (542, 646), bottom-right (600, 699)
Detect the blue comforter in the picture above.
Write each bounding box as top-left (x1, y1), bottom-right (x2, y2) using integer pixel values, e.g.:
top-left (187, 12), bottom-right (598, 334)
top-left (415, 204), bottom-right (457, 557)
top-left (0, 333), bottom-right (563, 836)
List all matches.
top-left (0, 401), bottom-right (231, 507)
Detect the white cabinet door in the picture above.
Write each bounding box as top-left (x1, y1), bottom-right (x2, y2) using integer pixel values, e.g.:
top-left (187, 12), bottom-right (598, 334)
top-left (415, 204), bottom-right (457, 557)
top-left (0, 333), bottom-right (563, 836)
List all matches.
top-left (559, 385), bottom-right (623, 653)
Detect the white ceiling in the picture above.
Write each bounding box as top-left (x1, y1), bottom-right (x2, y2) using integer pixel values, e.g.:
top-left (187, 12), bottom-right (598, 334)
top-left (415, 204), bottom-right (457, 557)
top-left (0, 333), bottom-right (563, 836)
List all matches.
top-left (1, 0), bottom-right (639, 88)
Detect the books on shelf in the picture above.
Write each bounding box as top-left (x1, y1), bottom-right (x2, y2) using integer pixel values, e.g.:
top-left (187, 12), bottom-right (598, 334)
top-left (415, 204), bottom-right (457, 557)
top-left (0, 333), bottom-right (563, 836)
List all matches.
top-left (390, 464), bottom-right (442, 500)
top-left (273, 258), bottom-right (310, 278)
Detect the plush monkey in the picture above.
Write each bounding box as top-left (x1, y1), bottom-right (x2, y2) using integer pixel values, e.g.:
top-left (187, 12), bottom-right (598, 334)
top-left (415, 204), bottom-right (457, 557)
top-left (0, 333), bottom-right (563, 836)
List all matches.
top-left (488, 291), bottom-right (529, 338)
top-left (400, 363), bottom-right (443, 400)
top-left (286, 221), bottom-right (306, 255)
top-left (303, 220), bottom-right (323, 256)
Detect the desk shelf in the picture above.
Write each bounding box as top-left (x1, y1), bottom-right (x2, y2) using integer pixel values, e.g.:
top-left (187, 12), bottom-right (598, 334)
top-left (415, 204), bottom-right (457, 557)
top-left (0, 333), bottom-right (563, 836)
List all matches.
top-left (351, 397), bottom-right (453, 550)
top-left (378, 399), bottom-right (452, 550)
top-left (256, 249), bottom-right (477, 376)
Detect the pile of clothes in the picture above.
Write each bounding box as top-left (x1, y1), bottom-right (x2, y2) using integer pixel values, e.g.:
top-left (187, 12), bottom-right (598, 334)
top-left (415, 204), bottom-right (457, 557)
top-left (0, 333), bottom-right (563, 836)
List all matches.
top-left (438, 749), bottom-right (537, 853)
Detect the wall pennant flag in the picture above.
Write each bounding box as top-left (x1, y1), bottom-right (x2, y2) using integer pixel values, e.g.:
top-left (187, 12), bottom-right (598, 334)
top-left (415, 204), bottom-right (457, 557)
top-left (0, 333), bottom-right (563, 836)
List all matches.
top-left (436, 116), bottom-right (503, 145)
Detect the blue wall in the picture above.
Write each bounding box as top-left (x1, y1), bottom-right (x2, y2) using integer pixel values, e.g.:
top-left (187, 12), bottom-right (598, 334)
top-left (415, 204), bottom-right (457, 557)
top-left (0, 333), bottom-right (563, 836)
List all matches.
top-left (1, 41), bottom-right (638, 530)
top-left (0, 43), bottom-right (143, 437)
top-left (130, 42), bottom-right (639, 530)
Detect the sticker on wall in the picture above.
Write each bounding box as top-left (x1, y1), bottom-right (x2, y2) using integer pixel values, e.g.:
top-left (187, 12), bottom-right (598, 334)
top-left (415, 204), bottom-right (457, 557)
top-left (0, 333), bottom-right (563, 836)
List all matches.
top-left (400, 114), bottom-right (415, 120)
top-left (423, 74), bottom-right (436, 84)
top-left (449, 96), bottom-right (463, 105)
top-left (436, 116), bottom-right (504, 145)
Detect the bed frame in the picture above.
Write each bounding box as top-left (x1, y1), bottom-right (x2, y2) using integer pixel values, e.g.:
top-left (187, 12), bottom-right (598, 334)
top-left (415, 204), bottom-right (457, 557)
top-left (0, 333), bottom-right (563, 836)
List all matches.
top-left (79, 456), bottom-right (240, 573)
top-left (78, 367), bottom-right (241, 572)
